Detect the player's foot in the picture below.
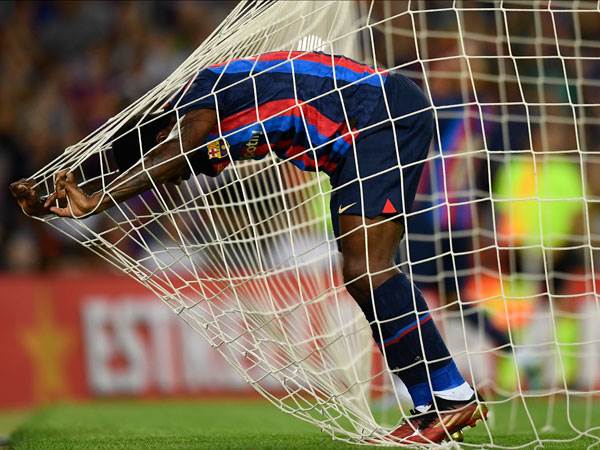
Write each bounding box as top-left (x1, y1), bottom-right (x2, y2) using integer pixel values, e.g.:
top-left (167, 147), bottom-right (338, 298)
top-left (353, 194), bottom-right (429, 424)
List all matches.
top-left (389, 393), bottom-right (488, 445)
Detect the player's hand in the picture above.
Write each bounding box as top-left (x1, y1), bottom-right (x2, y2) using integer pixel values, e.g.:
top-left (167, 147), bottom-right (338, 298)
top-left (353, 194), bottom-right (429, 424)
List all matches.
top-left (44, 170), bottom-right (103, 218)
top-left (9, 178), bottom-right (48, 217)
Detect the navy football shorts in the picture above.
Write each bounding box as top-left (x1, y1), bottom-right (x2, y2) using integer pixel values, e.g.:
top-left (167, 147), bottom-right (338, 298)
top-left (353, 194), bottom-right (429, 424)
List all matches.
top-left (329, 72), bottom-right (434, 243)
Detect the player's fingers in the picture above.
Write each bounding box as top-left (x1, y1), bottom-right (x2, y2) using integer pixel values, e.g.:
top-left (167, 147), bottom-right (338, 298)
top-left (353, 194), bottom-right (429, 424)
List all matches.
top-left (63, 181), bottom-right (95, 214)
top-left (64, 179), bottom-right (82, 196)
top-left (65, 171), bottom-right (76, 183)
top-left (54, 170), bottom-right (68, 190)
top-left (9, 181), bottom-right (23, 197)
top-left (9, 179), bottom-right (34, 198)
top-left (49, 206), bottom-right (72, 218)
top-left (54, 169), bottom-right (68, 181)
top-left (53, 177), bottom-right (76, 206)
top-left (56, 170), bottom-right (75, 189)
top-left (44, 189), bottom-right (68, 208)
top-left (11, 184), bottom-right (28, 197)
top-left (43, 191), bottom-right (58, 208)
top-left (46, 172), bottom-right (71, 213)
top-left (45, 175), bottom-right (70, 208)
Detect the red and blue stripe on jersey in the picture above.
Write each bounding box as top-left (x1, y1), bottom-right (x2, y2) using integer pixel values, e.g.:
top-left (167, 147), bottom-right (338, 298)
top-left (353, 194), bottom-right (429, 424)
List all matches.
top-left (172, 51), bottom-right (387, 176)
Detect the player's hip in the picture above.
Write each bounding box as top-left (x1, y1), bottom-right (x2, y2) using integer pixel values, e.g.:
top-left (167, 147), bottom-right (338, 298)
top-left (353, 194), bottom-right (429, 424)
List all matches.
top-left (328, 73), bottom-right (434, 236)
top-left (329, 75), bottom-right (434, 187)
top-left (358, 72), bottom-right (433, 139)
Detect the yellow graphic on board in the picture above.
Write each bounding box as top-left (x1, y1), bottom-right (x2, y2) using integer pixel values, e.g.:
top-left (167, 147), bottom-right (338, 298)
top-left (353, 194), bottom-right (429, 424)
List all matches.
top-left (20, 290), bottom-right (73, 402)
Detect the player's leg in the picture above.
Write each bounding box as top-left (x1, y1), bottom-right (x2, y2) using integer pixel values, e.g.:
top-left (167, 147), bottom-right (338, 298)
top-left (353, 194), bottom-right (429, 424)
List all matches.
top-left (331, 71), bottom-right (486, 443)
top-left (339, 214), bottom-right (471, 409)
top-left (337, 215), bottom-right (486, 444)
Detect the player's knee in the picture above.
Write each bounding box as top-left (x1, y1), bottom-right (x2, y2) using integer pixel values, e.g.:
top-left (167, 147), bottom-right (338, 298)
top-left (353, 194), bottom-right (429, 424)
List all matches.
top-left (343, 259), bottom-right (369, 301)
top-left (342, 257), bottom-right (392, 303)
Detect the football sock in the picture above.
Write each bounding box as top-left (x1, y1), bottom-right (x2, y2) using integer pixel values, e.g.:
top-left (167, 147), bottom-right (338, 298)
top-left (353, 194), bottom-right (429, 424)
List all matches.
top-left (358, 272), bottom-right (466, 408)
top-left (434, 381), bottom-right (474, 401)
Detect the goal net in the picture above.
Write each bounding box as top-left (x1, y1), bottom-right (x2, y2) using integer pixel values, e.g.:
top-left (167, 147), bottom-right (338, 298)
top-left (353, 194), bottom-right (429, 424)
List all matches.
top-left (27, 0), bottom-right (599, 447)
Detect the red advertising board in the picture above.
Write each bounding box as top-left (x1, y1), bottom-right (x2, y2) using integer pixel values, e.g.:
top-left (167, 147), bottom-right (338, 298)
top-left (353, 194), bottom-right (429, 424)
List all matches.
top-left (0, 272), bottom-right (254, 409)
top-left (2, 271), bottom-right (599, 409)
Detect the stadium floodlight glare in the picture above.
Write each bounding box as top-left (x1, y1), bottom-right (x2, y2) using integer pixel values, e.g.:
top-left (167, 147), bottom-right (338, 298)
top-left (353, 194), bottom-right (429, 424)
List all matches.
top-left (19, 1), bottom-right (600, 447)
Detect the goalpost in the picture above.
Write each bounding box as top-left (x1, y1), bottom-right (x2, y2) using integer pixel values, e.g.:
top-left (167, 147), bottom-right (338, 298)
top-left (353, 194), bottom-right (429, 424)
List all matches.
top-left (27, 0), bottom-right (599, 447)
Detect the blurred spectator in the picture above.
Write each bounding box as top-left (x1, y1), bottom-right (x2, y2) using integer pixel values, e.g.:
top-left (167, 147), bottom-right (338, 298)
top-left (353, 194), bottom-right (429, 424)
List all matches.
top-left (0, 0), bottom-right (234, 272)
top-left (0, 0), bottom-right (597, 280)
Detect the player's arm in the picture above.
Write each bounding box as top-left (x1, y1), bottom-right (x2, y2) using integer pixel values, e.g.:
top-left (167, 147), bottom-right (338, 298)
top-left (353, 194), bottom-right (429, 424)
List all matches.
top-left (49, 108), bottom-right (217, 218)
top-left (11, 109), bottom-right (217, 218)
top-left (9, 170), bottom-right (120, 218)
top-left (9, 179), bottom-right (50, 217)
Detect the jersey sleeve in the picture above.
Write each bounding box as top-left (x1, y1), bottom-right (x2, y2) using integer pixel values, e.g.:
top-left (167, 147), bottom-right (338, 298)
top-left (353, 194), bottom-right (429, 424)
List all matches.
top-left (174, 69), bottom-right (219, 115)
top-left (182, 136), bottom-right (231, 178)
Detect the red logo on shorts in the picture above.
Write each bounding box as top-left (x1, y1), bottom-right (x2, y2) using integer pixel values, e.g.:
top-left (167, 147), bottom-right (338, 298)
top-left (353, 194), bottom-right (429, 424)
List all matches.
top-left (382, 199), bottom-right (397, 214)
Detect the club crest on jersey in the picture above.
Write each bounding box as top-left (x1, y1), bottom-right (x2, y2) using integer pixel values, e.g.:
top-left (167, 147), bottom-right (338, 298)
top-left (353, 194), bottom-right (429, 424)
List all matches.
top-left (207, 138), bottom-right (228, 159)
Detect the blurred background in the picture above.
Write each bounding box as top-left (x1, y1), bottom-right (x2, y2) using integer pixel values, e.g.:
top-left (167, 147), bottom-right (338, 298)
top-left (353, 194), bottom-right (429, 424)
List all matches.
top-left (0, 1), bottom-right (236, 272)
top-left (0, 0), bottom-right (599, 425)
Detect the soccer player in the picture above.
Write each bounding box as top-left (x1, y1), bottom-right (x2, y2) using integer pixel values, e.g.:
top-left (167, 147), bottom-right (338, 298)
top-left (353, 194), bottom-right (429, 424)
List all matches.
top-left (11, 51), bottom-right (486, 443)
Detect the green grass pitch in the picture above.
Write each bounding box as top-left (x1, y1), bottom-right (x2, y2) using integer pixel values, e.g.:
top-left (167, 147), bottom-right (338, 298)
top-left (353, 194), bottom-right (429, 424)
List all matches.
top-left (3, 397), bottom-right (599, 449)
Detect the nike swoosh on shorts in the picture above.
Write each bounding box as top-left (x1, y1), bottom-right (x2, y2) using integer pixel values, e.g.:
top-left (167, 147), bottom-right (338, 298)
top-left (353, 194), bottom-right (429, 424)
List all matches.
top-left (338, 203), bottom-right (357, 214)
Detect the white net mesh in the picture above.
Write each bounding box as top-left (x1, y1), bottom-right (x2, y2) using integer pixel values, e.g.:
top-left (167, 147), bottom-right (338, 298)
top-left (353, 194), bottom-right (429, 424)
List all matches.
top-left (25, 0), bottom-right (599, 447)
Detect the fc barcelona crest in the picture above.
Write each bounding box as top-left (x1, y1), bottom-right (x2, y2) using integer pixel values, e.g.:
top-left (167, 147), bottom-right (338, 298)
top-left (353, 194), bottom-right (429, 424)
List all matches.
top-left (207, 139), bottom-right (229, 159)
